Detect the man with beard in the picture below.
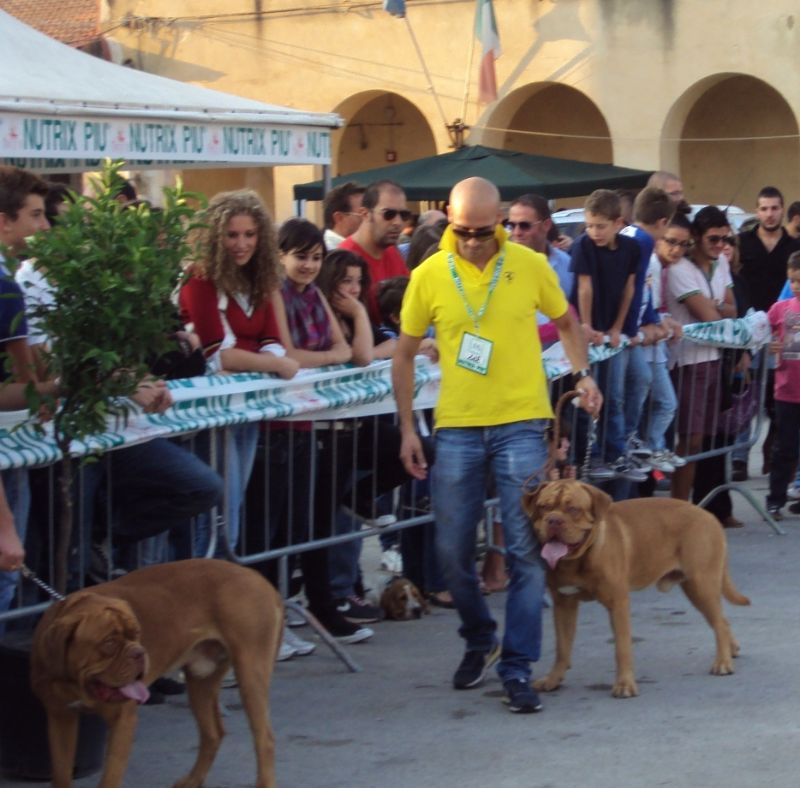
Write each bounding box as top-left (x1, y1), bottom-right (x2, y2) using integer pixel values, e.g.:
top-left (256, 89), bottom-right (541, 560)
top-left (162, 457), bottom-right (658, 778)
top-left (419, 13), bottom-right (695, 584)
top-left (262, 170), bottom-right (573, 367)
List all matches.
top-left (739, 186), bottom-right (800, 474)
top-left (340, 179), bottom-right (410, 323)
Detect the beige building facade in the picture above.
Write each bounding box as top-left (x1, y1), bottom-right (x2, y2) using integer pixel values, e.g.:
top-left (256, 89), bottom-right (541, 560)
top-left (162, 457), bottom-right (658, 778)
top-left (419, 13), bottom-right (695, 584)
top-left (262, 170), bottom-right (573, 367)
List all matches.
top-left (104, 0), bottom-right (800, 220)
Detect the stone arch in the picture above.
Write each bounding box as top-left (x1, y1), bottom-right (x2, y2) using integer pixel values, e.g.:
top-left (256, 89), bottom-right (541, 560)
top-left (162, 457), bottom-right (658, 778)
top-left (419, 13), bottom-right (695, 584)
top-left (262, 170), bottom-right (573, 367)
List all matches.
top-left (476, 82), bottom-right (612, 163)
top-left (331, 91), bottom-right (437, 175)
top-left (661, 74), bottom-right (800, 205)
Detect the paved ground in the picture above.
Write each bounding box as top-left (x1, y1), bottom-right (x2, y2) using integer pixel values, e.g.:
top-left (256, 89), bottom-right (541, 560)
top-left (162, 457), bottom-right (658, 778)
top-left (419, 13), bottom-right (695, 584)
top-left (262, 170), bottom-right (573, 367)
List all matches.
top-left (5, 467), bottom-right (800, 787)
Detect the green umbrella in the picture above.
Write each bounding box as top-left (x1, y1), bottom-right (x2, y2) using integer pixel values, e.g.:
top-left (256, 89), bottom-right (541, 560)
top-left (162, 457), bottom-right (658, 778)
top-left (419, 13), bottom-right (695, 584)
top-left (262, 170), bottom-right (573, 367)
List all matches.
top-left (294, 145), bottom-right (653, 201)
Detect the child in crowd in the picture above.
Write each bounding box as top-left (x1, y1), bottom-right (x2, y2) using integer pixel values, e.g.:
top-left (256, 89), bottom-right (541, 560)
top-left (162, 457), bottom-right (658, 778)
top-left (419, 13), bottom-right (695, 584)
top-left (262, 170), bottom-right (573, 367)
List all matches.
top-left (570, 189), bottom-right (642, 484)
top-left (269, 218), bottom-right (376, 642)
top-left (642, 213), bottom-right (687, 471)
top-left (619, 187), bottom-right (683, 474)
top-left (766, 251), bottom-right (800, 520)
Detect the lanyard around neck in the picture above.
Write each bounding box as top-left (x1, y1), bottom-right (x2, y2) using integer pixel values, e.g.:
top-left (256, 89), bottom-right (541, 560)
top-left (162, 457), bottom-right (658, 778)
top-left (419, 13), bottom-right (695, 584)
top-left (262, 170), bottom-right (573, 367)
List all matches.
top-left (447, 252), bottom-right (505, 332)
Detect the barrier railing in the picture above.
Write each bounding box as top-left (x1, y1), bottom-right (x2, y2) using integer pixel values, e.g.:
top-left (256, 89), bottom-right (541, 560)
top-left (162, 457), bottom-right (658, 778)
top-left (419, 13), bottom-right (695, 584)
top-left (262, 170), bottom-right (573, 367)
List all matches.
top-left (0, 314), bottom-right (775, 653)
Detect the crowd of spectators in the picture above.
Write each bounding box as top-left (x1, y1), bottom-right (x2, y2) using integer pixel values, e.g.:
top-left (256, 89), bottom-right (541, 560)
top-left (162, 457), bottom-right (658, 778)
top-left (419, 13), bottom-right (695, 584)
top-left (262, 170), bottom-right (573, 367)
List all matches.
top-left (0, 164), bottom-right (795, 687)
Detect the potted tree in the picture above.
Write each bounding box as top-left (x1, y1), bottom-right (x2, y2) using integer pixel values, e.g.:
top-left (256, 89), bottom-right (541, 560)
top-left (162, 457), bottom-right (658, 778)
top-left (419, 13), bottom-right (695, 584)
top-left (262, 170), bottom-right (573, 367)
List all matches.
top-left (0, 160), bottom-right (202, 779)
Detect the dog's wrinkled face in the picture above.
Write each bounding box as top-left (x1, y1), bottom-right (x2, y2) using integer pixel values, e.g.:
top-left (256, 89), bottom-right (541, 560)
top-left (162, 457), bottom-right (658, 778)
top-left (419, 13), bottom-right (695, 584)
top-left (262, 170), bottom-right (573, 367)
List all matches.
top-left (522, 480), bottom-right (612, 569)
top-left (42, 593), bottom-right (150, 705)
top-left (381, 579), bottom-right (429, 621)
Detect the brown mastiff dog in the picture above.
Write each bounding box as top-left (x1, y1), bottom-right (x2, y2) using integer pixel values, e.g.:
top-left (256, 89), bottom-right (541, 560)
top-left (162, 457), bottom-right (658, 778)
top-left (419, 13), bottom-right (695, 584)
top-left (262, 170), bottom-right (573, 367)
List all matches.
top-left (30, 558), bottom-right (282, 788)
top-left (523, 480), bottom-right (750, 699)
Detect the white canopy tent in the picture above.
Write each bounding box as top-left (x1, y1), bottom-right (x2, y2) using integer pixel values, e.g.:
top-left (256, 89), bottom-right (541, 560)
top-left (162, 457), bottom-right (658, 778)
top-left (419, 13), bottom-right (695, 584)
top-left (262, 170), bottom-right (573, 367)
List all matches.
top-left (0, 10), bottom-right (341, 173)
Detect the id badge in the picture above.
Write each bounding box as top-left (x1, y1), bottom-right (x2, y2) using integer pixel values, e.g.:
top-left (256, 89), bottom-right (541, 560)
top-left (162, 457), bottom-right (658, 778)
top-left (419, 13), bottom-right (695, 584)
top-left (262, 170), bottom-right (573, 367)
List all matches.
top-left (456, 331), bottom-right (493, 375)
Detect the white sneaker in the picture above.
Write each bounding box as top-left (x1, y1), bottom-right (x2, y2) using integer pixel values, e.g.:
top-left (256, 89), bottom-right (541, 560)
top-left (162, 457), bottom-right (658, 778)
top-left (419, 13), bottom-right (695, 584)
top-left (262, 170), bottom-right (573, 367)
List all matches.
top-left (277, 640), bottom-right (298, 662)
top-left (649, 450), bottom-right (676, 473)
top-left (380, 547), bottom-right (403, 574)
top-left (282, 628), bottom-right (315, 656)
top-left (788, 486), bottom-right (800, 501)
top-left (286, 605), bottom-right (307, 628)
top-left (662, 450), bottom-right (687, 468)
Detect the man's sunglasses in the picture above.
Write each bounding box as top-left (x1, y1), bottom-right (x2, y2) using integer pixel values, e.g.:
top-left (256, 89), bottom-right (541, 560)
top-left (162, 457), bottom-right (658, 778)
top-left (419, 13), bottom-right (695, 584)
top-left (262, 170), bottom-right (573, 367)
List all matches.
top-left (705, 234), bottom-right (736, 245)
top-left (452, 225), bottom-right (496, 240)
top-left (504, 220), bottom-right (541, 232)
top-left (373, 208), bottom-right (412, 222)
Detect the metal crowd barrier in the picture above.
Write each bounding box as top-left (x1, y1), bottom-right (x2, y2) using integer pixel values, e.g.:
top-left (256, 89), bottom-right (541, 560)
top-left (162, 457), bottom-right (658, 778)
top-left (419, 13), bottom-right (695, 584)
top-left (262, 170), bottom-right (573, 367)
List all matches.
top-left (0, 318), bottom-right (776, 668)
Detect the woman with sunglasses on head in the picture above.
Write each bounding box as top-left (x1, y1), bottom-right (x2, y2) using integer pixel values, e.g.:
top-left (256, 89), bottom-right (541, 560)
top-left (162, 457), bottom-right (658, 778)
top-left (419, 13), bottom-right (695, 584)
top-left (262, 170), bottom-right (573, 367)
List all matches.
top-left (339, 179), bottom-right (411, 322)
top-left (666, 206), bottom-right (737, 503)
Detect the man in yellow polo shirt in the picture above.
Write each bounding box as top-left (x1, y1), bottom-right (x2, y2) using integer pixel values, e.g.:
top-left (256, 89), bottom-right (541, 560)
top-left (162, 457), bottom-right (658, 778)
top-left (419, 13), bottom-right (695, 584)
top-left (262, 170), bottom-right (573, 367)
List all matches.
top-left (392, 177), bottom-right (601, 714)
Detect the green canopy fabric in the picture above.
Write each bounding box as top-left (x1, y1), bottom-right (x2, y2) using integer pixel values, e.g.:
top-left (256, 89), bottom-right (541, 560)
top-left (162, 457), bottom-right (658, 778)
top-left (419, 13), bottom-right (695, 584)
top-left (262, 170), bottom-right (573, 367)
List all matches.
top-left (293, 145), bottom-right (653, 201)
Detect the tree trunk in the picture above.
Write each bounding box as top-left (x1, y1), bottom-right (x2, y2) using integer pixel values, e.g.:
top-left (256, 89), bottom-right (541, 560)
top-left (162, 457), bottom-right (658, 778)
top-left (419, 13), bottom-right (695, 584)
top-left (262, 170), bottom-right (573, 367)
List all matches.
top-left (54, 450), bottom-right (73, 596)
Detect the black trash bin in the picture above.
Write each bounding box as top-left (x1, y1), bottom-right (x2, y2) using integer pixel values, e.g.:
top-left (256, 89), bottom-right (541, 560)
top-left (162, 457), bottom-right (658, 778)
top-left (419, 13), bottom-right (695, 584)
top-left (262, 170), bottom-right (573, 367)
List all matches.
top-left (0, 631), bottom-right (107, 780)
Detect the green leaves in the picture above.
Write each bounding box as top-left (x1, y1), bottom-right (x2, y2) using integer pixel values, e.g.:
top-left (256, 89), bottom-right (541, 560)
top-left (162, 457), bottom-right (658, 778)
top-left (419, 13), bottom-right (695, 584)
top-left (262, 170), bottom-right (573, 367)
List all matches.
top-left (23, 159), bottom-right (206, 444)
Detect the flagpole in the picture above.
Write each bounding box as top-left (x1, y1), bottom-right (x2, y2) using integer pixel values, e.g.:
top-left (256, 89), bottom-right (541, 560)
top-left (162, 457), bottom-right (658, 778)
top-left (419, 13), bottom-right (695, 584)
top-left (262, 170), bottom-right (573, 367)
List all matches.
top-left (403, 15), bottom-right (449, 129)
top-left (461, 3), bottom-right (478, 123)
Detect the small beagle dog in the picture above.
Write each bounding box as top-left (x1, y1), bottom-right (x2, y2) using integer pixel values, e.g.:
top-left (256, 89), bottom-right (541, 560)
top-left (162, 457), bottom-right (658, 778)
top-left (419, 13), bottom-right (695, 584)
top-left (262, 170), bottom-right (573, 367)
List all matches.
top-left (380, 577), bottom-right (429, 621)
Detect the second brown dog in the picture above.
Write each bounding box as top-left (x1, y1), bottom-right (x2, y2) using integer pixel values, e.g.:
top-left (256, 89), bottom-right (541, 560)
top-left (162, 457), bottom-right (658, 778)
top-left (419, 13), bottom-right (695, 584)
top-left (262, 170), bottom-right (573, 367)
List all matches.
top-left (380, 577), bottom-right (429, 620)
top-left (523, 480), bottom-right (750, 699)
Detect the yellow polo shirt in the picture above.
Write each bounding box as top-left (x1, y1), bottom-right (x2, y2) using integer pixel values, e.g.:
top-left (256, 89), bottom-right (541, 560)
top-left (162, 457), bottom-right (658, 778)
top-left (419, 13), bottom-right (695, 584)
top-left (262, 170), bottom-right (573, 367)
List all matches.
top-left (401, 225), bottom-right (567, 428)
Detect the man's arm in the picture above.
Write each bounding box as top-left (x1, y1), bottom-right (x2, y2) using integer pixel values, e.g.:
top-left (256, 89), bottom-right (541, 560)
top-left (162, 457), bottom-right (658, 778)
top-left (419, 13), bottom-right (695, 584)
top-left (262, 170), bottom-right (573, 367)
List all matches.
top-left (391, 332), bottom-right (428, 479)
top-left (553, 309), bottom-right (603, 416)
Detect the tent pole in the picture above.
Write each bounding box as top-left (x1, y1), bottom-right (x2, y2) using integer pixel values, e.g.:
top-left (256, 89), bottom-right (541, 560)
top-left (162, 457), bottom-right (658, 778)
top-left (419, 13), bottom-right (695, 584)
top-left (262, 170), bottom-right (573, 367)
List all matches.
top-left (323, 164), bottom-right (332, 196)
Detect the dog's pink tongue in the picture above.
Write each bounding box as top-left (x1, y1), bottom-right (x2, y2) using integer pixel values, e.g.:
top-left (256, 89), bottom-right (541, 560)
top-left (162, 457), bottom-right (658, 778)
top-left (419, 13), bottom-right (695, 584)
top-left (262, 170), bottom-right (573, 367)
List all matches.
top-left (541, 540), bottom-right (569, 569)
top-left (119, 681), bottom-right (150, 704)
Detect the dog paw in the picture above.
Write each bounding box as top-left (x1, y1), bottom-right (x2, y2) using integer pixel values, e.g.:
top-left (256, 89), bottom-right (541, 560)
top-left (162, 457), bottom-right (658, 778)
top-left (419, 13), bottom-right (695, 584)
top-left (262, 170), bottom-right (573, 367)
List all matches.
top-left (611, 679), bottom-right (639, 698)
top-left (710, 660), bottom-right (734, 676)
top-left (533, 674), bottom-right (563, 692)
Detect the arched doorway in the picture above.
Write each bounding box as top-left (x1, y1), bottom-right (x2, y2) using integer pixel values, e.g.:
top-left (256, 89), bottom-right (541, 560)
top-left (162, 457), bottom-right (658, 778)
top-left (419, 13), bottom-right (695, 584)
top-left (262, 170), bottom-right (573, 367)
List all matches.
top-left (478, 82), bottom-right (612, 163)
top-left (332, 91), bottom-right (437, 175)
top-left (662, 74), bottom-right (800, 205)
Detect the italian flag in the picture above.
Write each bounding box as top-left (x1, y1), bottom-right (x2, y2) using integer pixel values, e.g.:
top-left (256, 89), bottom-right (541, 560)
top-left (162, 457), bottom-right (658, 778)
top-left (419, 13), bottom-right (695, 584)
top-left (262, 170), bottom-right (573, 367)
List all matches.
top-left (476, 0), bottom-right (501, 103)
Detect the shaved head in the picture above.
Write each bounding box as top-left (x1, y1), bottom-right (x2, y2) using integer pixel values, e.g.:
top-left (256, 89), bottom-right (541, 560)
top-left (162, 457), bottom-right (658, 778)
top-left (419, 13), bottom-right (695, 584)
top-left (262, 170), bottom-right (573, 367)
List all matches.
top-left (449, 177), bottom-right (501, 216)
top-left (447, 177), bottom-right (503, 268)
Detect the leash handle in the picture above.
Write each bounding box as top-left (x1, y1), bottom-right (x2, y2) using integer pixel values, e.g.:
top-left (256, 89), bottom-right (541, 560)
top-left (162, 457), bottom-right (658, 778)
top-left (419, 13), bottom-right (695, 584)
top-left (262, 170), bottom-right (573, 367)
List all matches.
top-left (20, 563), bottom-right (65, 601)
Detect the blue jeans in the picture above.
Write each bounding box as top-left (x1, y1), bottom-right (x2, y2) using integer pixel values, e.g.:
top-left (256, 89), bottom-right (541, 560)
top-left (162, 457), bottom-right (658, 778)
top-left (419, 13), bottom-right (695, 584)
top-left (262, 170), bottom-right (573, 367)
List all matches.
top-left (432, 421), bottom-right (548, 683)
top-left (0, 468), bottom-right (31, 631)
top-left (73, 438), bottom-right (222, 582)
top-left (623, 345), bottom-right (654, 440)
top-left (596, 351), bottom-right (627, 461)
top-left (195, 423), bottom-right (259, 556)
top-left (642, 361), bottom-right (677, 451)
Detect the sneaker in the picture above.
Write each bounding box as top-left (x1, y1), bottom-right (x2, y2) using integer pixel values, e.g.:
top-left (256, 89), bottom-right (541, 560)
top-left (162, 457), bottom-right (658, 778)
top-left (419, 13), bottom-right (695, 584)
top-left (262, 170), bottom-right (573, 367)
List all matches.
top-left (587, 461), bottom-right (616, 482)
top-left (767, 505), bottom-right (784, 521)
top-left (625, 435), bottom-right (653, 459)
top-left (662, 450), bottom-right (687, 468)
top-left (788, 486), bottom-right (800, 501)
top-left (452, 643), bottom-right (501, 689)
top-left (151, 676), bottom-right (186, 696)
top-left (788, 501), bottom-right (800, 515)
top-left (502, 679), bottom-right (543, 713)
top-left (336, 594), bottom-right (383, 623)
top-left (88, 538), bottom-right (127, 584)
top-left (316, 610), bottom-right (374, 643)
top-left (648, 450), bottom-right (676, 474)
top-left (282, 628), bottom-right (316, 656)
top-left (610, 457), bottom-right (648, 483)
top-left (380, 547), bottom-right (403, 574)
top-left (277, 641), bottom-right (297, 661)
top-left (341, 504), bottom-right (398, 528)
top-left (286, 605), bottom-right (307, 628)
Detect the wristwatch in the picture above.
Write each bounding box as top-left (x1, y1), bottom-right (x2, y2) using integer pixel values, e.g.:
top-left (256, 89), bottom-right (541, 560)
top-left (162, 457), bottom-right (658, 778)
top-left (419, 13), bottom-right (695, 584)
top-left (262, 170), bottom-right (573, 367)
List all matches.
top-left (571, 368), bottom-right (592, 387)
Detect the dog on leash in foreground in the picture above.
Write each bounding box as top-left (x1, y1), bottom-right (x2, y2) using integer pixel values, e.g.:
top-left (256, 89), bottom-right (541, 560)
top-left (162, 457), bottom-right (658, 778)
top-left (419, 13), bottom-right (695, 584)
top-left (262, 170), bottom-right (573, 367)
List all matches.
top-left (523, 480), bottom-right (750, 699)
top-left (31, 558), bottom-right (282, 788)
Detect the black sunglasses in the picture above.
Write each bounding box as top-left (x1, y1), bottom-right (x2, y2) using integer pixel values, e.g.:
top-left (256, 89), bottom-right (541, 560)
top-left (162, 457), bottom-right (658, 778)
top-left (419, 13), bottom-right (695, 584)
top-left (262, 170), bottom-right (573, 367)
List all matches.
top-left (452, 225), bottom-right (496, 240)
top-left (705, 234), bottom-right (736, 245)
top-left (374, 208), bottom-right (412, 222)
top-left (504, 220), bottom-right (541, 232)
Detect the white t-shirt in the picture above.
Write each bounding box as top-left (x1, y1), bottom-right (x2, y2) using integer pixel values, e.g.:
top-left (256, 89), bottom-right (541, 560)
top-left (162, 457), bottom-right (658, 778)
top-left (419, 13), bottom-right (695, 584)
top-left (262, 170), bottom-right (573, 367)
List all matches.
top-left (666, 256), bottom-right (732, 367)
top-left (15, 258), bottom-right (54, 347)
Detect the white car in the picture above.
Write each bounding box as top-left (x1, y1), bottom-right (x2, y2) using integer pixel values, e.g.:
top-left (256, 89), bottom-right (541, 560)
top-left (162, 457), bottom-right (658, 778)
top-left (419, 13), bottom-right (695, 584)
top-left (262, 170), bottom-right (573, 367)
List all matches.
top-left (551, 204), bottom-right (756, 240)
